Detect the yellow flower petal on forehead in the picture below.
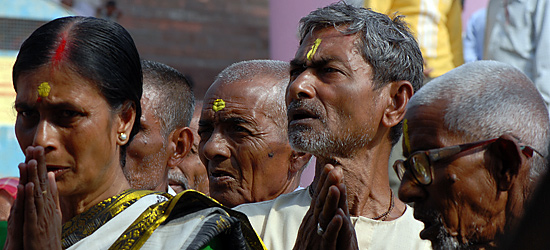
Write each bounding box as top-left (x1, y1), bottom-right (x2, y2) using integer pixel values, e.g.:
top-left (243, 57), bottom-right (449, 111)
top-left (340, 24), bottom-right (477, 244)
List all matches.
top-left (212, 99), bottom-right (225, 112)
top-left (37, 82), bottom-right (51, 97)
top-left (403, 119), bottom-right (411, 153)
top-left (306, 38), bottom-right (322, 61)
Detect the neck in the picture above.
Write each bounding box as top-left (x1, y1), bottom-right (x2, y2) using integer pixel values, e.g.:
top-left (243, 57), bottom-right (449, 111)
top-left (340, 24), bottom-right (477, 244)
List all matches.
top-left (60, 169), bottom-right (131, 223)
top-left (311, 140), bottom-right (405, 219)
top-left (270, 169), bottom-right (302, 199)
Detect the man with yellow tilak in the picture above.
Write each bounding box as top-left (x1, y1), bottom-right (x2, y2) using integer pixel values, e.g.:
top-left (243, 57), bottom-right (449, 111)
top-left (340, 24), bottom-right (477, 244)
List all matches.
top-left (234, 3), bottom-right (431, 250)
top-left (198, 60), bottom-right (312, 208)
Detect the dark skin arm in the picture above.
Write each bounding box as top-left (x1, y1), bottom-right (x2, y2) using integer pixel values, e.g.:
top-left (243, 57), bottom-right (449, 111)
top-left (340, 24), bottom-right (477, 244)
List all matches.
top-left (5, 146), bottom-right (62, 250)
top-left (293, 164), bottom-right (359, 250)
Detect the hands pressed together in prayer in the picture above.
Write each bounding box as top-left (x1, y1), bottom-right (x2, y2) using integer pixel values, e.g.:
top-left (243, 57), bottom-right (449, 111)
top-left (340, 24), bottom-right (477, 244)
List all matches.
top-left (293, 164), bottom-right (358, 250)
top-left (5, 146), bottom-right (62, 250)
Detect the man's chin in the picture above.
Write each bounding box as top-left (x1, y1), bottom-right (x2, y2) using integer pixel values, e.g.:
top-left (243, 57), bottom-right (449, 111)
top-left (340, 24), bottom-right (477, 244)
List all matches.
top-left (288, 128), bottom-right (332, 155)
top-left (415, 209), bottom-right (465, 250)
top-left (169, 184), bottom-right (185, 194)
top-left (425, 224), bottom-right (473, 250)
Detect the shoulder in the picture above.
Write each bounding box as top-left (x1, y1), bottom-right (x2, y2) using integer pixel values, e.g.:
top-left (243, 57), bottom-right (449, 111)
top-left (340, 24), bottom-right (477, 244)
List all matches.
top-left (353, 205), bottom-right (431, 249)
top-left (235, 187), bottom-right (311, 216)
top-left (234, 188), bottom-right (311, 249)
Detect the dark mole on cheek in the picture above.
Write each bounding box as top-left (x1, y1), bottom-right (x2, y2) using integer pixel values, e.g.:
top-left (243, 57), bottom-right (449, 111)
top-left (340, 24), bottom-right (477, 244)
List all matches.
top-left (268, 152), bottom-right (274, 158)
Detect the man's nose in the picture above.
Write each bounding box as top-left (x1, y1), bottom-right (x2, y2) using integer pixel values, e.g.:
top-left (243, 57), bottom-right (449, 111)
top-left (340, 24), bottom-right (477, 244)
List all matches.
top-left (286, 70), bottom-right (316, 105)
top-left (200, 130), bottom-right (231, 162)
top-left (398, 171), bottom-right (428, 203)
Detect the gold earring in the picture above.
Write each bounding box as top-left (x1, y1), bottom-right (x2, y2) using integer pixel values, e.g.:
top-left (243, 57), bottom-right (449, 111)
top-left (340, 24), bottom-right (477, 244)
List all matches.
top-left (119, 132), bottom-right (127, 141)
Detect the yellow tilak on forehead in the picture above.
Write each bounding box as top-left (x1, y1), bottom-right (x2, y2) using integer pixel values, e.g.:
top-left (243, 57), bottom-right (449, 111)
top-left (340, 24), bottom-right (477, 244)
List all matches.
top-left (37, 82), bottom-right (51, 102)
top-left (38, 82), bottom-right (51, 97)
top-left (403, 119), bottom-right (411, 153)
top-left (212, 99), bottom-right (225, 112)
top-left (306, 38), bottom-right (322, 61)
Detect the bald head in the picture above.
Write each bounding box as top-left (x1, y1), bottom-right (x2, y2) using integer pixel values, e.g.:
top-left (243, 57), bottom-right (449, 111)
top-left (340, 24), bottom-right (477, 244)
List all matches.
top-left (199, 60), bottom-right (311, 207)
top-left (398, 60), bottom-right (550, 249)
top-left (408, 60), bottom-right (549, 181)
top-left (211, 59), bottom-right (289, 131)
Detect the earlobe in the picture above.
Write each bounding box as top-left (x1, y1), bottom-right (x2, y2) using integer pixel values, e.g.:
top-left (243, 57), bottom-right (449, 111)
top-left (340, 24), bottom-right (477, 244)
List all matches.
top-left (489, 134), bottom-right (524, 191)
top-left (382, 81), bottom-right (413, 128)
top-left (168, 127), bottom-right (193, 168)
top-left (289, 151), bottom-right (313, 174)
top-left (117, 101), bottom-right (136, 146)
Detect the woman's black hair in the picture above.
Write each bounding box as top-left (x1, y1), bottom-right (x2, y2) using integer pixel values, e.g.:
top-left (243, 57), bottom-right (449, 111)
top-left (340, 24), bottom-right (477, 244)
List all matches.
top-left (12, 16), bottom-right (142, 166)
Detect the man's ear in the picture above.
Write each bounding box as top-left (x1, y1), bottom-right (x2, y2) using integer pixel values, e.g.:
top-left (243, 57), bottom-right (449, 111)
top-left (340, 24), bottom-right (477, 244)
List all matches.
top-left (167, 127), bottom-right (193, 168)
top-left (487, 134), bottom-right (524, 191)
top-left (382, 80), bottom-right (414, 128)
top-left (117, 101), bottom-right (137, 146)
top-left (289, 150), bottom-right (312, 174)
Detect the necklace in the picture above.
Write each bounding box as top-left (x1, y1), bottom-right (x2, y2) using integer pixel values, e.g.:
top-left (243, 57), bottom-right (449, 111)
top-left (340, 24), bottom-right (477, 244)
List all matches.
top-left (309, 186), bottom-right (395, 221)
top-left (371, 189), bottom-right (394, 221)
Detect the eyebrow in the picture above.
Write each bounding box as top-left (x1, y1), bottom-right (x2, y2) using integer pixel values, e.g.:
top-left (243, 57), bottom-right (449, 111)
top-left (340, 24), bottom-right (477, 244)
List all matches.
top-left (221, 116), bottom-right (253, 126)
top-left (14, 102), bottom-right (33, 111)
top-left (14, 101), bottom-right (83, 112)
top-left (198, 116), bottom-right (255, 131)
top-left (198, 119), bottom-right (211, 128)
top-left (290, 56), bottom-right (340, 69)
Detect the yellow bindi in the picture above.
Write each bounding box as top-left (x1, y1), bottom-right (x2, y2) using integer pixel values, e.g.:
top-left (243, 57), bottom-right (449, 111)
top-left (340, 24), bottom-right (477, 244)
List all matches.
top-left (212, 99), bottom-right (225, 112)
top-left (306, 38), bottom-right (322, 61)
top-left (37, 82), bottom-right (51, 98)
top-left (403, 119), bottom-right (411, 153)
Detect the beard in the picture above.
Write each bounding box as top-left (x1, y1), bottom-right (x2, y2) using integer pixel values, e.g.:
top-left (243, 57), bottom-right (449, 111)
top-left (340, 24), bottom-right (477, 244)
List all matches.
top-left (167, 169), bottom-right (190, 191)
top-left (287, 100), bottom-right (373, 158)
top-left (417, 209), bottom-right (472, 250)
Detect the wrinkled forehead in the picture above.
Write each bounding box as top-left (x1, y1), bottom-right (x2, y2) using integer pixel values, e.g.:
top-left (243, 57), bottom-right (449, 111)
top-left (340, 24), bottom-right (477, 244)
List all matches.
top-left (403, 104), bottom-right (451, 154)
top-left (298, 27), bottom-right (361, 54)
top-left (204, 78), bottom-right (280, 112)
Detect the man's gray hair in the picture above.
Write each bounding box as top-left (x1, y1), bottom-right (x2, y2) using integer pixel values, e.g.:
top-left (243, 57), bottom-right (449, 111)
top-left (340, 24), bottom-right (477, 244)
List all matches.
top-left (141, 60), bottom-right (195, 138)
top-left (215, 59), bottom-right (290, 131)
top-left (409, 60), bottom-right (550, 185)
top-left (298, 2), bottom-right (423, 146)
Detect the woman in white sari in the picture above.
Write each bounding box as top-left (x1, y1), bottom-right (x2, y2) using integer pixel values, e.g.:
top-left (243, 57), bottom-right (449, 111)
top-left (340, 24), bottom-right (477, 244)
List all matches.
top-left (5, 16), bottom-right (264, 250)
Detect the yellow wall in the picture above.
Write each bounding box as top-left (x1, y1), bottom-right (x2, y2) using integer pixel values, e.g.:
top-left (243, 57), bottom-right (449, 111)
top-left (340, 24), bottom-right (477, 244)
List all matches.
top-left (0, 56), bottom-right (16, 126)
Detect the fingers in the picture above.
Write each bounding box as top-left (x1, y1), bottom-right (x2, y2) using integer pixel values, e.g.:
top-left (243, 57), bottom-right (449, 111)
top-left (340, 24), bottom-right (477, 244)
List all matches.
top-left (27, 159), bottom-right (46, 217)
top-left (292, 207), bottom-right (318, 250)
top-left (319, 185), bottom-right (340, 230)
top-left (315, 166), bottom-right (346, 230)
top-left (321, 213), bottom-right (343, 249)
top-left (18, 162), bottom-right (28, 186)
top-left (24, 183), bottom-right (38, 239)
top-left (314, 164), bottom-right (334, 199)
top-left (25, 146), bottom-right (33, 164)
top-left (34, 146), bottom-right (48, 193)
top-left (337, 183), bottom-right (350, 217)
top-left (313, 164), bottom-right (335, 219)
top-left (335, 208), bottom-right (359, 250)
top-left (6, 184), bottom-right (25, 250)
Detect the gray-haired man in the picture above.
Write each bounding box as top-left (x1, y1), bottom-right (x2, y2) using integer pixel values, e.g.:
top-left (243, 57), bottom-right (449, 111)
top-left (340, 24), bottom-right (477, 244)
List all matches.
top-left (236, 3), bottom-right (430, 250)
top-left (397, 60), bottom-right (550, 249)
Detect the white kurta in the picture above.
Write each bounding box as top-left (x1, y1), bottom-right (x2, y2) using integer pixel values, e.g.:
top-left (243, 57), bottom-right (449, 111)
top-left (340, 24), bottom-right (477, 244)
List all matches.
top-left (235, 188), bottom-right (431, 250)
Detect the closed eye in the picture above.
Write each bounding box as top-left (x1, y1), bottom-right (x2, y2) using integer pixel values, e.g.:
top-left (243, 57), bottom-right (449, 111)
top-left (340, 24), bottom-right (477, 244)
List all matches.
top-left (60, 110), bottom-right (83, 118)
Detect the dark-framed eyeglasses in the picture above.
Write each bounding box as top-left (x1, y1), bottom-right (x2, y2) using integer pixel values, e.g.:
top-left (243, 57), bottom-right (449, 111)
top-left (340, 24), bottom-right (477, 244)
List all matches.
top-left (393, 137), bottom-right (541, 186)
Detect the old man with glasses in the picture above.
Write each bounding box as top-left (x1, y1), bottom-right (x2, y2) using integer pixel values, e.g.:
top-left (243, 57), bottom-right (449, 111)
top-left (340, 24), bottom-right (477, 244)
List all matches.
top-left (396, 60), bottom-right (549, 250)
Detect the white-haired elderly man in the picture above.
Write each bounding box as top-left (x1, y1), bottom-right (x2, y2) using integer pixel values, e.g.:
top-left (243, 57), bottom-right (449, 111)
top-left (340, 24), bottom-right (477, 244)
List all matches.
top-left (397, 60), bottom-right (550, 250)
top-left (198, 59), bottom-right (312, 208)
